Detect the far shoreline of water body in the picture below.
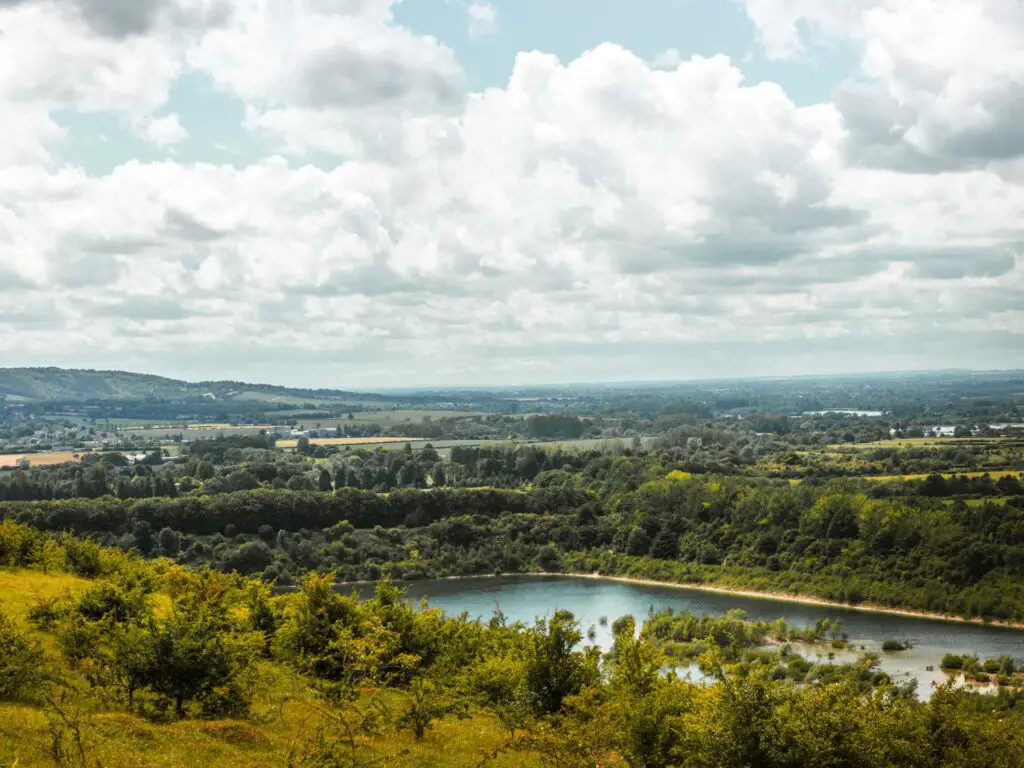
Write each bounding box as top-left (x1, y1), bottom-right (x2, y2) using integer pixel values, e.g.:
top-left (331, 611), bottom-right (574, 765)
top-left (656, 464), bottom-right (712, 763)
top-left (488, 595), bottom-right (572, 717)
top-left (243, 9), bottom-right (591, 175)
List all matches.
top-left (278, 572), bottom-right (1024, 699)
top-left (312, 571), bottom-right (1024, 632)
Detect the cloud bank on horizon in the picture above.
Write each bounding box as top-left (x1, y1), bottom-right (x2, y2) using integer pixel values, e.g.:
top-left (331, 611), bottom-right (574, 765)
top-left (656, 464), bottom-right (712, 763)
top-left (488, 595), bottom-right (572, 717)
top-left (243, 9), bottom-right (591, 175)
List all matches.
top-left (0, 0), bottom-right (1021, 387)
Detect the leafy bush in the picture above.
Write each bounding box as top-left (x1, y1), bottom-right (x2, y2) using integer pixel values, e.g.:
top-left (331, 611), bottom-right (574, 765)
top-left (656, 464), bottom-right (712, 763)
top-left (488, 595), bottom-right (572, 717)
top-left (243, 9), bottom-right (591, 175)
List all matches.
top-left (0, 520), bottom-right (44, 566)
top-left (0, 610), bottom-right (44, 700)
top-left (524, 610), bottom-right (601, 715)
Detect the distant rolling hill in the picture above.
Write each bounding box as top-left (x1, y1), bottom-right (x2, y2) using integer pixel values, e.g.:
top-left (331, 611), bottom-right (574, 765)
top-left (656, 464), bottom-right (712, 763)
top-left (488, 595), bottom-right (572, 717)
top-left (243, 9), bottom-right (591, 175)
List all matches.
top-left (0, 367), bottom-right (383, 403)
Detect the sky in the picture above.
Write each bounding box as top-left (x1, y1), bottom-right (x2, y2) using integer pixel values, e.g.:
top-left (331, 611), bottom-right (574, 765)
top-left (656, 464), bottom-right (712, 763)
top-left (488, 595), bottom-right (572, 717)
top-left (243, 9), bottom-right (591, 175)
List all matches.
top-left (0, 0), bottom-right (1022, 388)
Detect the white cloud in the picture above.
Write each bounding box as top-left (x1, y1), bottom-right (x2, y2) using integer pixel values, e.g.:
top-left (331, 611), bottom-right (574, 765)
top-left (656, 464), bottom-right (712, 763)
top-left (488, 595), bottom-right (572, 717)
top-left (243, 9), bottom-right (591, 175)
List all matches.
top-left (141, 113), bottom-right (188, 146)
top-left (744, 0), bottom-right (1024, 171)
top-left (467, 2), bottom-right (497, 37)
top-left (650, 48), bottom-right (684, 69)
top-left (188, 0), bottom-right (465, 160)
top-left (0, 0), bottom-right (1021, 384)
top-left (0, 1), bottom-right (222, 116)
top-left (742, 0), bottom-right (872, 60)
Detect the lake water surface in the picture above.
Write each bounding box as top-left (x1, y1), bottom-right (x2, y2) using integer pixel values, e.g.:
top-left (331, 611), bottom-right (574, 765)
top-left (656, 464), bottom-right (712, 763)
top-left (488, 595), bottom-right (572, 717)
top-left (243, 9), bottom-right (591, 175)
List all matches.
top-left (350, 575), bottom-right (1024, 698)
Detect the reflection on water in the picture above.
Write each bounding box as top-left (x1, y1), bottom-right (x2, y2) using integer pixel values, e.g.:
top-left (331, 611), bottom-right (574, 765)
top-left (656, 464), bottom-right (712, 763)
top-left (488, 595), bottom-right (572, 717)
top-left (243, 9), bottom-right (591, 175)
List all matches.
top-left (346, 575), bottom-right (1024, 699)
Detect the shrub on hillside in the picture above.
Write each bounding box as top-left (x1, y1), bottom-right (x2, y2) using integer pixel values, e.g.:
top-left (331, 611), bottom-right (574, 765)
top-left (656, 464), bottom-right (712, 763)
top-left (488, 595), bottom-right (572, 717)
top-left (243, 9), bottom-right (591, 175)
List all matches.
top-left (0, 610), bottom-right (45, 700)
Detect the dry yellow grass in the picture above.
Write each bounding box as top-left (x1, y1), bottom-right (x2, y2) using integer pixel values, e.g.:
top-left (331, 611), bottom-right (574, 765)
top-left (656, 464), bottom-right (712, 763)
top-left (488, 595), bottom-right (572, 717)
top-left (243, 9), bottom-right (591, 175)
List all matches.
top-left (277, 437), bottom-right (419, 448)
top-left (0, 451), bottom-right (85, 468)
top-left (0, 695), bottom-right (534, 768)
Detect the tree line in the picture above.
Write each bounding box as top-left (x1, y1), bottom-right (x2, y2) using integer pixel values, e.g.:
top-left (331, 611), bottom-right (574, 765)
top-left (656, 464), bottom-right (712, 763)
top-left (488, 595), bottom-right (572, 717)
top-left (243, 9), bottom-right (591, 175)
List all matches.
top-left (4, 472), bottom-right (1024, 620)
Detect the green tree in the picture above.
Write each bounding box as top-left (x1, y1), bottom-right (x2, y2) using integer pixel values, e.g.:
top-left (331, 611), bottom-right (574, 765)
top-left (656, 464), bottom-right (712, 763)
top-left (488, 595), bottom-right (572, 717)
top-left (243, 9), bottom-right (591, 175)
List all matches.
top-left (194, 460), bottom-right (216, 481)
top-left (625, 527), bottom-right (651, 556)
top-left (318, 468), bottom-right (333, 493)
top-left (525, 610), bottom-right (600, 715)
top-left (608, 616), bottom-right (662, 696)
top-left (243, 580), bottom-right (279, 656)
top-left (397, 677), bottom-right (466, 740)
top-left (143, 603), bottom-right (256, 718)
top-left (0, 610), bottom-right (44, 700)
top-left (430, 463), bottom-right (446, 487)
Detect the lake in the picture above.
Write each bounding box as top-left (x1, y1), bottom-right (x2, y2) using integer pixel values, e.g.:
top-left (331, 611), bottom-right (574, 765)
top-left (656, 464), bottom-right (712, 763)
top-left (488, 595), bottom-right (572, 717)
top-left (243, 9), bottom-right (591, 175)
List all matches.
top-left (348, 575), bottom-right (1024, 698)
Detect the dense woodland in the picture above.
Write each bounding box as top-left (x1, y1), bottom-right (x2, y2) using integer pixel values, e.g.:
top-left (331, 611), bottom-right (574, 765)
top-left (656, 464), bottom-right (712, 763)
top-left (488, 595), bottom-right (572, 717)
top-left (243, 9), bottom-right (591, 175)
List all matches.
top-left (3, 460), bottom-right (1024, 620)
top-left (3, 522), bottom-right (1024, 767)
top-left (3, 430), bottom-right (1022, 502)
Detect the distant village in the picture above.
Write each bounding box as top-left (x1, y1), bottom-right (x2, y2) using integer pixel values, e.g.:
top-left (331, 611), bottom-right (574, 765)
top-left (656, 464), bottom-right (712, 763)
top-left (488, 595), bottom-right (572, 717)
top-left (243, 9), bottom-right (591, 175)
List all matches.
top-left (0, 403), bottom-right (364, 469)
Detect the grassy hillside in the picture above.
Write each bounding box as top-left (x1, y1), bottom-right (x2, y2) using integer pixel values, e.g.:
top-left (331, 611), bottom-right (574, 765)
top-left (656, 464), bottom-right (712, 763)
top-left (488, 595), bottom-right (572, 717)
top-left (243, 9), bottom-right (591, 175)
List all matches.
top-left (0, 567), bottom-right (524, 768)
top-left (0, 368), bottom-right (383, 404)
top-left (0, 368), bottom-right (189, 401)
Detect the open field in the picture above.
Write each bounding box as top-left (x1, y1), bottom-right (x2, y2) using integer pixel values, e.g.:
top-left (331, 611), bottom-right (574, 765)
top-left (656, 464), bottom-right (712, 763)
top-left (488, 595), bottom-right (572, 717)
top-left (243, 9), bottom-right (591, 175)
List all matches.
top-left (958, 497), bottom-right (1012, 507)
top-left (118, 422), bottom-right (274, 432)
top-left (114, 411), bottom-right (487, 438)
top-left (295, 438), bottom-right (504, 455)
top-left (787, 471), bottom-right (1023, 486)
top-left (829, 437), bottom-right (1010, 449)
top-left (105, 418), bottom-right (189, 427)
top-left (230, 391), bottom-right (386, 406)
top-left (529, 437), bottom-right (651, 451)
top-left (762, 437), bottom-right (1024, 481)
top-left (0, 451), bottom-right (84, 468)
top-left (862, 470), bottom-right (1024, 482)
top-left (287, 436), bottom-right (650, 456)
top-left (277, 436), bottom-right (419, 448)
top-left (233, 390), bottom-right (325, 405)
top-left (293, 410), bottom-right (487, 428)
top-left (116, 426), bottom-right (273, 439)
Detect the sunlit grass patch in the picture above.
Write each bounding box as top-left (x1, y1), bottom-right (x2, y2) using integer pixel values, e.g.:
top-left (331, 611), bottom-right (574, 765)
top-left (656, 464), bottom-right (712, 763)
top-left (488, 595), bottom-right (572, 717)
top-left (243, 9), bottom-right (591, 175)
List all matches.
top-left (0, 568), bottom-right (91, 626)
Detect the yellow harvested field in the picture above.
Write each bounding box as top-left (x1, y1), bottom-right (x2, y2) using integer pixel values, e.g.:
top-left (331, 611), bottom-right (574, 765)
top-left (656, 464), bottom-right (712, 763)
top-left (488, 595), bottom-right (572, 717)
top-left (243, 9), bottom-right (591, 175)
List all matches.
top-left (277, 437), bottom-right (419, 448)
top-left (0, 452), bottom-right (84, 468)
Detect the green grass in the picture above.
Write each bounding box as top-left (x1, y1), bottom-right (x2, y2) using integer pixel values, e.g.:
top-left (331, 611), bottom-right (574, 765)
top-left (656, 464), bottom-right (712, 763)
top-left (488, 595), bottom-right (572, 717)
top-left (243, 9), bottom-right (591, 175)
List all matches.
top-left (956, 497), bottom-right (1012, 507)
top-left (279, 437), bottom-right (422, 448)
top-left (117, 426), bottom-right (272, 439)
top-left (295, 410), bottom-right (486, 428)
top-left (233, 391), bottom-right (331, 405)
